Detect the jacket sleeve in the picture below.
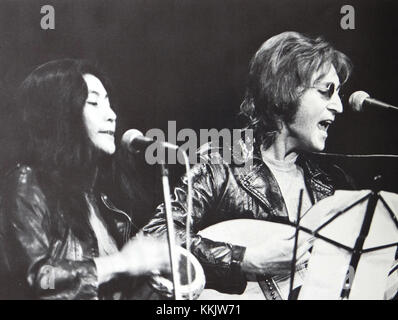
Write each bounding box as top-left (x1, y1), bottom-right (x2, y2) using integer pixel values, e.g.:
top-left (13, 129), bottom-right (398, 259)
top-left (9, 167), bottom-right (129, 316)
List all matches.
top-left (142, 157), bottom-right (247, 294)
top-left (0, 166), bottom-right (99, 300)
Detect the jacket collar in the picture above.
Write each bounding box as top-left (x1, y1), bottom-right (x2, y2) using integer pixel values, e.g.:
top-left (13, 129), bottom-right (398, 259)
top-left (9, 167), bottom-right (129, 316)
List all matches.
top-left (233, 145), bottom-right (335, 220)
top-left (296, 153), bottom-right (335, 202)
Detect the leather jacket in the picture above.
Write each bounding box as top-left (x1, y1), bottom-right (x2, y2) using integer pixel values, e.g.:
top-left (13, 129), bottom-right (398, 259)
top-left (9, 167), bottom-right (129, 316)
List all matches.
top-left (143, 148), bottom-right (354, 294)
top-left (0, 164), bottom-right (146, 300)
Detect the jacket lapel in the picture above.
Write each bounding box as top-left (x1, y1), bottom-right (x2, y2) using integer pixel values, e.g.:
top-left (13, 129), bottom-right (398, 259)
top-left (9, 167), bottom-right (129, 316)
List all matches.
top-left (297, 155), bottom-right (335, 203)
top-left (233, 149), bottom-right (336, 220)
top-left (234, 147), bottom-right (289, 220)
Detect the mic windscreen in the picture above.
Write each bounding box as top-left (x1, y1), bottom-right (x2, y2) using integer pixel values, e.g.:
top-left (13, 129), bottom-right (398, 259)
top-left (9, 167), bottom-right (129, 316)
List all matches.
top-left (349, 91), bottom-right (370, 112)
top-left (121, 129), bottom-right (144, 150)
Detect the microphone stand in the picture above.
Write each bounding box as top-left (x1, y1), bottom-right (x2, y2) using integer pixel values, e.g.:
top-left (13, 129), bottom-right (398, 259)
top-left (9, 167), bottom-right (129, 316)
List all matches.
top-left (159, 163), bottom-right (182, 300)
top-left (340, 175), bottom-right (382, 299)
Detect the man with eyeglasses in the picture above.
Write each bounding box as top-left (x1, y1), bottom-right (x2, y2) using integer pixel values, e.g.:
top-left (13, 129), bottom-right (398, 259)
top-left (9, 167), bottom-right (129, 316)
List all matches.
top-left (143, 32), bottom-right (396, 299)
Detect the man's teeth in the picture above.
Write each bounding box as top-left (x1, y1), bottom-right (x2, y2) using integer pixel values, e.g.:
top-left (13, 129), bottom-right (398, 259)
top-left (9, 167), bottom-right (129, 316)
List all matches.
top-left (318, 120), bottom-right (332, 130)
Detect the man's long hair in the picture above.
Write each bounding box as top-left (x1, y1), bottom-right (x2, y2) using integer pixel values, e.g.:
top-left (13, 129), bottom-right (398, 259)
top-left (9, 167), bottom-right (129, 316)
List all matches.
top-left (16, 59), bottom-right (116, 240)
top-left (240, 31), bottom-right (353, 149)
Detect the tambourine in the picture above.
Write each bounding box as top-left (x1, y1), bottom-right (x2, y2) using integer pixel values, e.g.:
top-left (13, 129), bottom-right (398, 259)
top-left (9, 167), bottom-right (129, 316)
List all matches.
top-left (148, 246), bottom-right (206, 300)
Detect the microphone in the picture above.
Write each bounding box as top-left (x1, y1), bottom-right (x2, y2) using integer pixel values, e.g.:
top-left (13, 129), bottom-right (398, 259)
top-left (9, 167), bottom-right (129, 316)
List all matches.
top-left (121, 129), bottom-right (178, 153)
top-left (349, 91), bottom-right (398, 112)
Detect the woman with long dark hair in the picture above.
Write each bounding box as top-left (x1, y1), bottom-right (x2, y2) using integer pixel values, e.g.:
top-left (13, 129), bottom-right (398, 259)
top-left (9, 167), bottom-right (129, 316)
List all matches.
top-left (0, 59), bottom-right (169, 299)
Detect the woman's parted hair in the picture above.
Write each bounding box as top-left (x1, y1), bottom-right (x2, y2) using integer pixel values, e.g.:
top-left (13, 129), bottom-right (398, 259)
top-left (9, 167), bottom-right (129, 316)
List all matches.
top-left (15, 59), bottom-right (155, 241)
top-left (240, 31), bottom-right (353, 148)
top-left (16, 59), bottom-right (116, 240)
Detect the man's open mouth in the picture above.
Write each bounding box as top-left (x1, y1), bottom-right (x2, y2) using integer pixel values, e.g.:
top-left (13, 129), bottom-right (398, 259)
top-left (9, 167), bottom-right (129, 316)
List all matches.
top-left (318, 120), bottom-right (333, 132)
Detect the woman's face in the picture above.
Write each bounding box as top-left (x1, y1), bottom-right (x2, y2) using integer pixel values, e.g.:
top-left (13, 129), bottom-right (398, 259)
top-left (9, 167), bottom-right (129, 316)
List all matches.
top-left (82, 74), bottom-right (117, 155)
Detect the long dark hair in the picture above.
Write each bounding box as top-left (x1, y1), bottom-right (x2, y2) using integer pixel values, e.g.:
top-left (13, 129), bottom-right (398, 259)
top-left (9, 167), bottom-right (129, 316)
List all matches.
top-left (12, 59), bottom-right (158, 240)
top-left (16, 59), bottom-right (116, 240)
top-left (240, 31), bottom-right (353, 149)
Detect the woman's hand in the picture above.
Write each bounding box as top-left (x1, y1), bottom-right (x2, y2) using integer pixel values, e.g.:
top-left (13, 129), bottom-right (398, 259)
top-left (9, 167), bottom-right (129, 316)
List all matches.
top-left (95, 235), bottom-right (171, 284)
top-left (118, 235), bottom-right (171, 276)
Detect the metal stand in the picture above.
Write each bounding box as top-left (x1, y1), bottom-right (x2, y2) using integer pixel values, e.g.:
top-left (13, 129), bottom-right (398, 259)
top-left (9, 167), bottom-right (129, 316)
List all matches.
top-left (160, 163), bottom-right (182, 300)
top-left (288, 176), bottom-right (398, 300)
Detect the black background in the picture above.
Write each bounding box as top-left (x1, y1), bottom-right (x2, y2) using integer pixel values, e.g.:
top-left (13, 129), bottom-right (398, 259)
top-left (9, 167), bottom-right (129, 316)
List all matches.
top-left (0, 0), bottom-right (397, 192)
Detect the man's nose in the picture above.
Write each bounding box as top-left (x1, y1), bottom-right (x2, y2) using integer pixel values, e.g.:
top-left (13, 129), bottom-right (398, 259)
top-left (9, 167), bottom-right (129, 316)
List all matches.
top-left (328, 93), bottom-right (343, 114)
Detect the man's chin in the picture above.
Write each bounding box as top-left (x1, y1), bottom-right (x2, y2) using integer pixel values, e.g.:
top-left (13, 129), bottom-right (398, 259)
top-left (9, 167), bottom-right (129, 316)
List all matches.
top-left (301, 143), bottom-right (325, 154)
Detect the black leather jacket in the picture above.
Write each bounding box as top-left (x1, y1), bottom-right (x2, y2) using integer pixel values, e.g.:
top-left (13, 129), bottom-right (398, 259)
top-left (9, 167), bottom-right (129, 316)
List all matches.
top-left (0, 164), bottom-right (146, 300)
top-left (143, 148), bottom-right (354, 294)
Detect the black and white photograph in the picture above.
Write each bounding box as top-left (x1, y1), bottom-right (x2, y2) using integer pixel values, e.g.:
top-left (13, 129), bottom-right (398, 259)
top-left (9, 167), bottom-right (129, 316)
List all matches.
top-left (0, 0), bottom-right (397, 304)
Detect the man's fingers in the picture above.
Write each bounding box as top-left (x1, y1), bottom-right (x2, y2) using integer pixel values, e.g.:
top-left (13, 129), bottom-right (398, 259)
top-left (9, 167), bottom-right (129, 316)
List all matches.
top-left (281, 238), bottom-right (312, 260)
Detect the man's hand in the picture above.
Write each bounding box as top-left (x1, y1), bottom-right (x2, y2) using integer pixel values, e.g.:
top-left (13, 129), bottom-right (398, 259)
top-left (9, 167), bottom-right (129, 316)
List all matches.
top-left (241, 236), bottom-right (312, 276)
